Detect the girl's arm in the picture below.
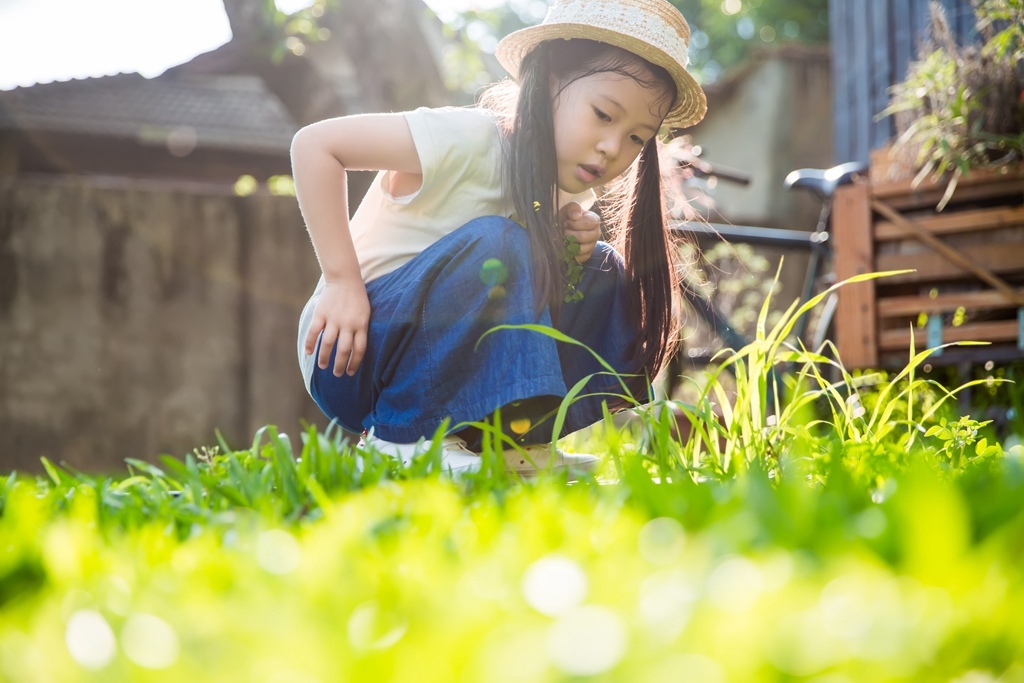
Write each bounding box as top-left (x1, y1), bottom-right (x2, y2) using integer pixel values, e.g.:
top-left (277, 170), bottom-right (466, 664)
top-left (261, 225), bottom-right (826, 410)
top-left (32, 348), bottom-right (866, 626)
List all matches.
top-left (291, 113), bottom-right (421, 376)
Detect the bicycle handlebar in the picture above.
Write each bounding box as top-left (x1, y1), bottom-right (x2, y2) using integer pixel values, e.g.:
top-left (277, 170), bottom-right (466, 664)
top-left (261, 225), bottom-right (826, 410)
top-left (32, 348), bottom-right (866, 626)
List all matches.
top-left (673, 153), bottom-right (752, 186)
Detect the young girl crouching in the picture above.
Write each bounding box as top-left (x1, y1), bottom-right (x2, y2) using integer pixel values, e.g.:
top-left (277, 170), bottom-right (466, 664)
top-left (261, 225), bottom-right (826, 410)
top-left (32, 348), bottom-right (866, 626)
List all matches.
top-left (292, 0), bottom-right (707, 477)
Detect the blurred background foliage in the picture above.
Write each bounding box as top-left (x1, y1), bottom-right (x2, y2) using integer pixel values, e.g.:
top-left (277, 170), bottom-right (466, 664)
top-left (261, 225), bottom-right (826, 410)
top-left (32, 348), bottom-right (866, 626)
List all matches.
top-left (431, 0), bottom-right (830, 96)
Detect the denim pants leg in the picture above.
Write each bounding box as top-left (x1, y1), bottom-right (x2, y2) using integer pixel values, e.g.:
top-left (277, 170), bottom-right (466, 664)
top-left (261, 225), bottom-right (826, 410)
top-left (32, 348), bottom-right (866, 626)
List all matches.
top-left (307, 216), bottom-right (647, 444)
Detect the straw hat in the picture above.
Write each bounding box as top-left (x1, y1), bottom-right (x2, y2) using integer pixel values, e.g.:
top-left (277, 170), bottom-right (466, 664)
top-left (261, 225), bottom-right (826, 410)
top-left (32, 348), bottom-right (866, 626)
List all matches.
top-left (495, 0), bottom-right (707, 128)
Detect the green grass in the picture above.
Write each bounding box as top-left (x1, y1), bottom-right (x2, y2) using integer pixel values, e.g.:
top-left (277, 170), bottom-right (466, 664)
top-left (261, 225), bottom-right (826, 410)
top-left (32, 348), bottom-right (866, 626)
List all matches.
top-left (2, 276), bottom-right (1023, 682)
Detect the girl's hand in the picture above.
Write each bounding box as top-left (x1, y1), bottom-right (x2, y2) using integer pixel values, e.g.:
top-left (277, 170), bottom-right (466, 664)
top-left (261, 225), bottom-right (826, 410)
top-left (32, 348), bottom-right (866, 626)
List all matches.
top-left (559, 202), bottom-right (601, 263)
top-left (303, 279), bottom-right (371, 377)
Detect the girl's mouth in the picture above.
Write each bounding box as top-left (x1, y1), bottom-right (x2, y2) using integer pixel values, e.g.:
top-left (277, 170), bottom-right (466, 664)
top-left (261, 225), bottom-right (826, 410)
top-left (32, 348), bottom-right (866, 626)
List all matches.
top-left (576, 164), bottom-right (604, 184)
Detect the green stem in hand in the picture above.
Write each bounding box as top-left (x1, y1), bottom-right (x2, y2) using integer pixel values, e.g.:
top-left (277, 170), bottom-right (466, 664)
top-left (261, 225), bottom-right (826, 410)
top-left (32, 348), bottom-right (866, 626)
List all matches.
top-left (513, 202), bottom-right (585, 303)
top-left (562, 235), bottom-right (584, 303)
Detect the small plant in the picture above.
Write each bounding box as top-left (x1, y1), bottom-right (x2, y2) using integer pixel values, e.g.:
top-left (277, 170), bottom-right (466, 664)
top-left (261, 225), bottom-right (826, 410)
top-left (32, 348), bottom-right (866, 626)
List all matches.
top-left (511, 202), bottom-right (586, 302)
top-left (561, 235), bottom-right (585, 303)
top-left (878, 0), bottom-right (1024, 209)
top-left (925, 414), bottom-right (1003, 467)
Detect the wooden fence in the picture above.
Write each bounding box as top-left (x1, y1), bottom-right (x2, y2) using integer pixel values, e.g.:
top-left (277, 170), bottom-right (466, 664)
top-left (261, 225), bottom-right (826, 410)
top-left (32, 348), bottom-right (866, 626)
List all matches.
top-left (832, 162), bottom-right (1024, 369)
top-left (0, 176), bottom-right (327, 473)
top-left (829, 0), bottom-right (978, 165)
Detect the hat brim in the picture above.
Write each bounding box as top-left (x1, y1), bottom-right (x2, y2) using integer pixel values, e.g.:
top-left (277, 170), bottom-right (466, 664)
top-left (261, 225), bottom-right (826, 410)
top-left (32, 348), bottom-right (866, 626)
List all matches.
top-left (495, 23), bottom-right (707, 128)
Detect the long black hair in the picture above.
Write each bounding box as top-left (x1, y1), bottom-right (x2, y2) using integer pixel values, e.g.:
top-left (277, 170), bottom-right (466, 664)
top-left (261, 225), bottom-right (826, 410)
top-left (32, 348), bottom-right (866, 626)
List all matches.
top-left (482, 39), bottom-right (682, 381)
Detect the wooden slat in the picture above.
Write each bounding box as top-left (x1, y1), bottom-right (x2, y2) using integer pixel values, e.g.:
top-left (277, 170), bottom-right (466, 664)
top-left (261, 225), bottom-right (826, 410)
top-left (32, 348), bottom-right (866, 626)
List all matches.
top-left (891, 0), bottom-right (914, 105)
top-left (873, 161), bottom-right (1024, 196)
top-left (829, 0), bottom-right (851, 164)
top-left (874, 178), bottom-right (1024, 211)
top-left (851, 2), bottom-right (870, 163)
top-left (875, 243), bottom-right (1024, 284)
top-left (908, 0), bottom-right (927, 66)
top-left (874, 205), bottom-right (1024, 241)
top-left (878, 289), bottom-right (1024, 317)
top-left (950, 0), bottom-right (978, 43)
top-left (872, 167), bottom-right (1024, 211)
top-left (879, 319), bottom-right (1020, 351)
top-left (830, 0), bottom-right (970, 165)
top-left (870, 2), bottom-right (892, 152)
top-left (871, 200), bottom-right (1024, 304)
top-left (833, 182), bottom-right (877, 368)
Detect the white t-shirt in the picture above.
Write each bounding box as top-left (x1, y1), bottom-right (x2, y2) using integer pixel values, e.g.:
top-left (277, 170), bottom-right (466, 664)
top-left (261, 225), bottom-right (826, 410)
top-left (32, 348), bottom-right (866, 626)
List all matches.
top-left (353, 106), bottom-right (511, 283)
top-left (297, 105), bottom-right (595, 390)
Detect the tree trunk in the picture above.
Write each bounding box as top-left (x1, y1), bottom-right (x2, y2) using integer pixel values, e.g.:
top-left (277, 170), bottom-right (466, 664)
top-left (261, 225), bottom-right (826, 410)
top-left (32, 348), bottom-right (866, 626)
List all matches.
top-left (220, 0), bottom-right (350, 125)
top-left (325, 0), bottom-right (449, 113)
top-left (220, 0), bottom-right (448, 125)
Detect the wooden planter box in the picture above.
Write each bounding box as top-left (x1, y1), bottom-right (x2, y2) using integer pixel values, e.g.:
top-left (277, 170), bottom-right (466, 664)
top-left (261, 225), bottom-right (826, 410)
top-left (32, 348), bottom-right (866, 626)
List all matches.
top-left (832, 155), bottom-right (1024, 369)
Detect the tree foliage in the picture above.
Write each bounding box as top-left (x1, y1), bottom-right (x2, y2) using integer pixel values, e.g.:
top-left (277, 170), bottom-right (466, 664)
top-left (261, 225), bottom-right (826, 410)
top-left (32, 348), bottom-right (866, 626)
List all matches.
top-left (222, 0), bottom-right (449, 123)
top-left (672, 0), bottom-right (829, 82)
top-left (436, 0), bottom-right (828, 90)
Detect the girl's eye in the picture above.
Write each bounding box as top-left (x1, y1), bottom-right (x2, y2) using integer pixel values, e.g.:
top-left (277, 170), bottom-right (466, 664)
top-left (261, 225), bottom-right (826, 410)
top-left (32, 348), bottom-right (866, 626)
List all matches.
top-left (593, 107), bottom-right (612, 122)
top-left (631, 135), bottom-right (645, 146)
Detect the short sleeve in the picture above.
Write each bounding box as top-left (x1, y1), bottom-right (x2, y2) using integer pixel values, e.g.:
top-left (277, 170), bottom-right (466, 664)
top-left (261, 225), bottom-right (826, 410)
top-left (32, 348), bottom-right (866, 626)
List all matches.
top-left (393, 107), bottom-right (501, 206)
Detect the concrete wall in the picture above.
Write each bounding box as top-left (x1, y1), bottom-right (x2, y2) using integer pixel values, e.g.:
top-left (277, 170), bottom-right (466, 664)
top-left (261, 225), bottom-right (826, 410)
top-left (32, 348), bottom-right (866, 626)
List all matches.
top-left (692, 47), bottom-right (834, 230)
top-left (0, 176), bottom-right (326, 473)
top-left (686, 47), bottom-right (835, 309)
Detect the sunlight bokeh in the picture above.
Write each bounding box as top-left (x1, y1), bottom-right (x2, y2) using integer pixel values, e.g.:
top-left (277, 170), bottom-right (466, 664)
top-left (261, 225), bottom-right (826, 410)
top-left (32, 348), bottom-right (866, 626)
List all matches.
top-left (0, 0), bottom-right (489, 90)
top-left (0, 0), bottom-right (231, 90)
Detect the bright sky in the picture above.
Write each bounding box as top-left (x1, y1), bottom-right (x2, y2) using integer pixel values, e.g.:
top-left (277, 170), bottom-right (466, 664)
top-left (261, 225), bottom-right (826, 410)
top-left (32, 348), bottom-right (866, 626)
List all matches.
top-left (0, 0), bottom-right (499, 91)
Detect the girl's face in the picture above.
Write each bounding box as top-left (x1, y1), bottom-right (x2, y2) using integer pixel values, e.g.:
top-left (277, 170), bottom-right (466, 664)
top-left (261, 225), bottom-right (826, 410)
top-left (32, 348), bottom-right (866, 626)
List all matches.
top-left (550, 69), bottom-right (670, 194)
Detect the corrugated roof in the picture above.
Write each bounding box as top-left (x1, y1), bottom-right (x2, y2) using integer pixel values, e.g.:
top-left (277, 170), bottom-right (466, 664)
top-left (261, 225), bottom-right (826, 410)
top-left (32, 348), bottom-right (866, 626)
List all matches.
top-left (0, 72), bottom-right (298, 154)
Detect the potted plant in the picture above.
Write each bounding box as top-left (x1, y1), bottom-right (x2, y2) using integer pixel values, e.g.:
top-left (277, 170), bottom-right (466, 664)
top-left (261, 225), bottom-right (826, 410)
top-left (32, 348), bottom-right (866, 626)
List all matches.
top-left (878, 0), bottom-right (1023, 209)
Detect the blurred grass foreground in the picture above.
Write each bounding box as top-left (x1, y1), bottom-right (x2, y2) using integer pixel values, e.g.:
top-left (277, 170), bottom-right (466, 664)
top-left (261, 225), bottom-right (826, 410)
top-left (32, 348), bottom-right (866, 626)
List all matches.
top-left (3, 290), bottom-right (1024, 682)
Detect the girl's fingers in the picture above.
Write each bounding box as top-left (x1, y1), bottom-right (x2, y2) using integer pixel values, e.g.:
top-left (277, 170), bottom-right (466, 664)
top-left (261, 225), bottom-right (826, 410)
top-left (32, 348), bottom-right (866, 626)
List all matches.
top-left (333, 334), bottom-right (352, 377)
top-left (565, 229), bottom-right (599, 249)
top-left (564, 227), bottom-right (598, 242)
top-left (563, 228), bottom-right (597, 263)
top-left (306, 280), bottom-right (370, 376)
top-left (317, 325), bottom-right (338, 370)
top-left (559, 201), bottom-right (583, 222)
top-left (332, 323), bottom-right (369, 376)
top-left (562, 211), bottom-right (600, 235)
top-left (561, 209), bottom-right (600, 262)
top-left (305, 311), bottom-right (330, 355)
top-left (304, 322), bottom-right (321, 356)
top-left (348, 329), bottom-right (368, 376)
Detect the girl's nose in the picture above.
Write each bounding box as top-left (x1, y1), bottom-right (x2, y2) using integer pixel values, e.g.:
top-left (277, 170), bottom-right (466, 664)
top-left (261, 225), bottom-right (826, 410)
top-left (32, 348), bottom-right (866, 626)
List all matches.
top-left (596, 134), bottom-right (620, 161)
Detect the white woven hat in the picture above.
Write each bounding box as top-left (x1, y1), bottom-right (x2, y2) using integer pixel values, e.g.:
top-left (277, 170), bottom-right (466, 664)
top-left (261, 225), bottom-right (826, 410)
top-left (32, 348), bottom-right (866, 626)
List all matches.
top-left (495, 0), bottom-right (707, 128)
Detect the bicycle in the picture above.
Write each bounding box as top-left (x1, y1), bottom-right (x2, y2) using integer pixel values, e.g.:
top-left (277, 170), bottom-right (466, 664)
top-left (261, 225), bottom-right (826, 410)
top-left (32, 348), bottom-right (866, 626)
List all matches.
top-left (663, 152), bottom-right (868, 398)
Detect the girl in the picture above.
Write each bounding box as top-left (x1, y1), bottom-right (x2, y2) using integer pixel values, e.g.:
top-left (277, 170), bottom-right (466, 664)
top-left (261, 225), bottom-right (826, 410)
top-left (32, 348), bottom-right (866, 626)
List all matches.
top-left (292, 0), bottom-right (707, 476)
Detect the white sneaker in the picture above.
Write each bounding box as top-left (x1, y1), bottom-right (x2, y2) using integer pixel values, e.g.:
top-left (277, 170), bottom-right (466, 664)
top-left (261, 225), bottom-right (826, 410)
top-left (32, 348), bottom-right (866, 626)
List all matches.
top-left (503, 444), bottom-right (600, 477)
top-left (358, 430), bottom-right (482, 477)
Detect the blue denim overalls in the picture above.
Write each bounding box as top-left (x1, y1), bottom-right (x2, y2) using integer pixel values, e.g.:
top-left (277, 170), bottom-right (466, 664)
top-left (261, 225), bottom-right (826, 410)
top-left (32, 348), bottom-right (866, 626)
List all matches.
top-left (305, 216), bottom-right (647, 445)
